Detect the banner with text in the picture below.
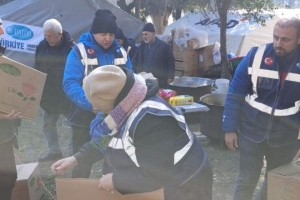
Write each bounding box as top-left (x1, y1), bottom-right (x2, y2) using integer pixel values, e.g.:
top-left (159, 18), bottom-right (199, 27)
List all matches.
top-left (1, 20), bottom-right (43, 54)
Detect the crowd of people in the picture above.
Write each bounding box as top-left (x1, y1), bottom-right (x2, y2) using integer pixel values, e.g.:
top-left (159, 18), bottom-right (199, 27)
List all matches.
top-left (1, 8), bottom-right (300, 200)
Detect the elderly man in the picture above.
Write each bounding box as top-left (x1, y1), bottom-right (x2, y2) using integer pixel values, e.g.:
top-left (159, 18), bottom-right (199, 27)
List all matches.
top-left (35, 19), bottom-right (74, 162)
top-left (132, 23), bottom-right (175, 88)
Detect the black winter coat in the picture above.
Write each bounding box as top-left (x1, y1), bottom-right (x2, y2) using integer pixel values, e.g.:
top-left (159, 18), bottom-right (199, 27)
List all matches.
top-left (34, 30), bottom-right (74, 114)
top-left (132, 37), bottom-right (175, 88)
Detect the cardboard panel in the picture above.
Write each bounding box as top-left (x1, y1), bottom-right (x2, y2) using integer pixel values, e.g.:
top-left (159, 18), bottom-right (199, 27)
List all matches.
top-left (0, 55), bottom-right (46, 119)
top-left (175, 60), bottom-right (198, 72)
top-left (267, 162), bottom-right (300, 200)
top-left (173, 50), bottom-right (198, 62)
top-left (198, 44), bottom-right (215, 69)
top-left (56, 178), bottom-right (164, 200)
top-left (11, 163), bottom-right (43, 200)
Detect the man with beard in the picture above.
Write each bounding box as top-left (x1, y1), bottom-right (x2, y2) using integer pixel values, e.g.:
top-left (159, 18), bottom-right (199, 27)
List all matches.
top-left (223, 18), bottom-right (300, 200)
top-left (132, 23), bottom-right (175, 89)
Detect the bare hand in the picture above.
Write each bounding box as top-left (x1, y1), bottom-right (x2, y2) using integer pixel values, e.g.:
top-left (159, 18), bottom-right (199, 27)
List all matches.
top-left (51, 156), bottom-right (78, 175)
top-left (99, 173), bottom-right (115, 192)
top-left (0, 110), bottom-right (21, 120)
top-left (225, 132), bottom-right (238, 151)
top-left (167, 79), bottom-right (174, 85)
top-left (293, 149), bottom-right (300, 165)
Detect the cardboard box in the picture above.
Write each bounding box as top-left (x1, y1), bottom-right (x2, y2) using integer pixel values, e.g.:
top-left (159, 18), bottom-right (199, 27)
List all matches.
top-left (56, 178), bottom-right (164, 200)
top-left (0, 55), bottom-right (46, 119)
top-left (268, 162), bottom-right (300, 200)
top-left (198, 44), bottom-right (215, 69)
top-left (11, 163), bottom-right (43, 200)
top-left (173, 39), bottom-right (196, 52)
top-left (175, 60), bottom-right (198, 72)
top-left (173, 50), bottom-right (198, 62)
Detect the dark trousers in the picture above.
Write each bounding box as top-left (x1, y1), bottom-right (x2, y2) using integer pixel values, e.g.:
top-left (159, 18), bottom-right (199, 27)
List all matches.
top-left (70, 125), bottom-right (93, 178)
top-left (0, 140), bottom-right (17, 200)
top-left (233, 135), bottom-right (298, 200)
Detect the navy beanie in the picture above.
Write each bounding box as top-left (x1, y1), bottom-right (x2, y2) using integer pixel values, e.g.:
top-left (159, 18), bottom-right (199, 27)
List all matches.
top-left (91, 9), bottom-right (117, 34)
top-left (142, 23), bottom-right (155, 33)
top-left (115, 28), bottom-right (126, 40)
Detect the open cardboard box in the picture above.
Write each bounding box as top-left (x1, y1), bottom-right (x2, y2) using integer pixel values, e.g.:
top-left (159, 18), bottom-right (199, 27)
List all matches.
top-left (56, 178), bottom-right (164, 200)
top-left (11, 163), bottom-right (43, 200)
top-left (268, 161), bottom-right (300, 200)
top-left (0, 55), bottom-right (46, 119)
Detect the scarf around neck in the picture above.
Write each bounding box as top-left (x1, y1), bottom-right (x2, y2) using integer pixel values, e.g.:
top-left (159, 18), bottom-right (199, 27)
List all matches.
top-left (90, 73), bottom-right (147, 150)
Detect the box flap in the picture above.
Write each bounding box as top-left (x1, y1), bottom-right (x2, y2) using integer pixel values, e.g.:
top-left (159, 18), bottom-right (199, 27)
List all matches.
top-left (270, 162), bottom-right (300, 176)
top-left (56, 178), bottom-right (164, 200)
top-left (16, 163), bottom-right (38, 181)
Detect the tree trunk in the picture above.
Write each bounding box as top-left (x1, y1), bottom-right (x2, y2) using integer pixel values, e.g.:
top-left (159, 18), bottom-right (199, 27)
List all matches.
top-left (174, 9), bottom-right (182, 20)
top-left (216, 0), bottom-right (232, 79)
top-left (151, 14), bottom-right (165, 34)
top-left (134, 0), bottom-right (141, 20)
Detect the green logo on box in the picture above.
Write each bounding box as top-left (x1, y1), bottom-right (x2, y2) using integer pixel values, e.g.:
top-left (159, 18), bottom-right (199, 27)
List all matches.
top-left (0, 64), bottom-right (21, 76)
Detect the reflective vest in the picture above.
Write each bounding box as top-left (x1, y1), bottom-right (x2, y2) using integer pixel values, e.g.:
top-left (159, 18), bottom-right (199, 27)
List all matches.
top-left (74, 42), bottom-right (128, 77)
top-left (245, 44), bottom-right (300, 116)
top-left (107, 96), bottom-right (195, 167)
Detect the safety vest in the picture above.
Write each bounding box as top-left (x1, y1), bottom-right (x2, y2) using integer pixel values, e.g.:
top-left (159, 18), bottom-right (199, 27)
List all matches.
top-left (74, 42), bottom-right (128, 77)
top-left (245, 44), bottom-right (300, 116)
top-left (107, 96), bottom-right (195, 167)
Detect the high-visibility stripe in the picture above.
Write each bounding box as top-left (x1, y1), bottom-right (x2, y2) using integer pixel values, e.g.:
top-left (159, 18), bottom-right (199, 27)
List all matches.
top-left (286, 73), bottom-right (300, 83)
top-left (245, 95), bottom-right (300, 116)
top-left (248, 68), bottom-right (278, 79)
top-left (108, 99), bottom-right (194, 167)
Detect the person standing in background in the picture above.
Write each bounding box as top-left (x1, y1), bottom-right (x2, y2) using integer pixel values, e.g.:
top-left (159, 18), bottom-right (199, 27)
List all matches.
top-left (34, 19), bottom-right (74, 162)
top-left (0, 18), bottom-right (22, 200)
top-left (223, 18), bottom-right (300, 200)
top-left (115, 27), bottom-right (136, 59)
top-left (132, 22), bottom-right (175, 88)
top-left (63, 9), bottom-right (132, 178)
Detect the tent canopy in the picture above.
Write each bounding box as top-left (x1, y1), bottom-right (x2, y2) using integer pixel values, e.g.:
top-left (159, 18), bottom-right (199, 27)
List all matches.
top-left (0, 0), bottom-right (144, 66)
top-left (164, 9), bottom-right (300, 56)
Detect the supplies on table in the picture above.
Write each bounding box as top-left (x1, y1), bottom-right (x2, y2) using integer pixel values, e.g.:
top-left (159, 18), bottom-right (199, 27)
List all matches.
top-left (168, 95), bottom-right (194, 106)
top-left (158, 89), bottom-right (177, 101)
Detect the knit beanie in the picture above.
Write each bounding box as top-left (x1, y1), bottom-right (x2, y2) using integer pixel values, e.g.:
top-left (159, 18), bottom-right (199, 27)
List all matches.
top-left (142, 23), bottom-right (155, 32)
top-left (115, 27), bottom-right (126, 40)
top-left (83, 65), bottom-right (126, 113)
top-left (91, 9), bottom-right (117, 34)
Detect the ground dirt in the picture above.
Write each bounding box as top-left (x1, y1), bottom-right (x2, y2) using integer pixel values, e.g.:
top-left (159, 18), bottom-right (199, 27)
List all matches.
top-left (14, 109), bottom-right (264, 200)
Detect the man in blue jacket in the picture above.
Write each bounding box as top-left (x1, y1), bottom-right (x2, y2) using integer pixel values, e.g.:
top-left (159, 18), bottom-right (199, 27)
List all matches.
top-left (223, 18), bottom-right (300, 200)
top-left (63, 9), bottom-right (132, 178)
top-left (132, 23), bottom-right (175, 88)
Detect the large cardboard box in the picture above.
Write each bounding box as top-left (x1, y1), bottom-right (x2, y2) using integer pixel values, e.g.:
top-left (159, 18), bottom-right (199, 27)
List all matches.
top-left (198, 44), bottom-right (215, 69)
top-left (0, 55), bottom-right (46, 119)
top-left (56, 178), bottom-right (164, 200)
top-left (268, 162), bottom-right (300, 200)
top-left (11, 163), bottom-right (43, 200)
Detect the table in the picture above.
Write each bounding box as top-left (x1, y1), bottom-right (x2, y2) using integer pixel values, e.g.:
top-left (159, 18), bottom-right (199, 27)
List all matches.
top-left (174, 102), bottom-right (209, 124)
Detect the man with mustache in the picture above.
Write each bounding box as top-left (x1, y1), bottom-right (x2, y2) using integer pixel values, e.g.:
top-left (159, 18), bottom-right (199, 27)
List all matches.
top-left (223, 18), bottom-right (300, 200)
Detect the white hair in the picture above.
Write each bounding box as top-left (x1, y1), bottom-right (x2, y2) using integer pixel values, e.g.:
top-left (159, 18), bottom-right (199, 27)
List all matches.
top-left (43, 19), bottom-right (62, 34)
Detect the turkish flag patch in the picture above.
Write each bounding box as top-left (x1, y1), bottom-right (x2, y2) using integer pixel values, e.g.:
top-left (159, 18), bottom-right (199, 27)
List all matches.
top-left (264, 57), bottom-right (273, 65)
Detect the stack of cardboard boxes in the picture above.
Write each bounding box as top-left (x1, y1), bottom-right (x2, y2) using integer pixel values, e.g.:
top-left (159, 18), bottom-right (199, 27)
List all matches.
top-left (172, 36), bottom-right (215, 78)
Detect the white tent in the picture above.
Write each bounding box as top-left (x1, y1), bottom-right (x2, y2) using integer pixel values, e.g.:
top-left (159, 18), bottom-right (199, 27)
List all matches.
top-left (164, 9), bottom-right (300, 57)
top-left (0, 0), bottom-right (144, 66)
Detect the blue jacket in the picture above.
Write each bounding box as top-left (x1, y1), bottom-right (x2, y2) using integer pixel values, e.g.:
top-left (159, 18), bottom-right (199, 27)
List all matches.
top-left (63, 31), bottom-right (132, 126)
top-left (223, 43), bottom-right (300, 146)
